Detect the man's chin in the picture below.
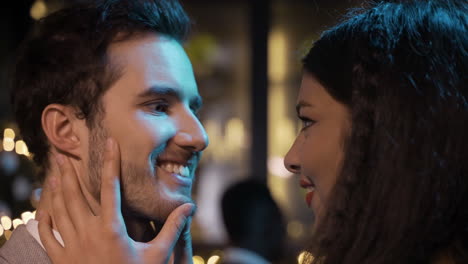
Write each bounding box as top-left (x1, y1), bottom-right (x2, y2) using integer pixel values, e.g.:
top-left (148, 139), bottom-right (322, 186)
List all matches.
top-left (160, 196), bottom-right (194, 221)
top-left (127, 196), bottom-right (193, 221)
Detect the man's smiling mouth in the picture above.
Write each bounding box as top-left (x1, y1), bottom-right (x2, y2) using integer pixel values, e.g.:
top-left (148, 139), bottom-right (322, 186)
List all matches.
top-left (151, 150), bottom-right (201, 185)
top-left (158, 161), bottom-right (190, 177)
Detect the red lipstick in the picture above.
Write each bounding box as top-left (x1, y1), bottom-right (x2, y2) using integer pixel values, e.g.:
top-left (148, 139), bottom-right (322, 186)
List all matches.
top-left (305, 191), bottom-right (314, 208)
top-left (300, 178), bottom-right (315, 208)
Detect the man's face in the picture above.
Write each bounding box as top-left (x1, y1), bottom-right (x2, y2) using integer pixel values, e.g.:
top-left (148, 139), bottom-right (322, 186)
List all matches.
top-left (86, 34), bottom-right (208, 222)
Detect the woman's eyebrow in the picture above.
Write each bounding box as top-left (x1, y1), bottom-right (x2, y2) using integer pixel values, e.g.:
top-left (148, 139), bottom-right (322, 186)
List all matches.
top-left (296, 100), bottom-right (315, 115)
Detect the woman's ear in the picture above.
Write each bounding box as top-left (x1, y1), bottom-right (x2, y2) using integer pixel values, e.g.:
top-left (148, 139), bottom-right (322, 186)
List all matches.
top-left (41, 104), bottom-right (83, 158)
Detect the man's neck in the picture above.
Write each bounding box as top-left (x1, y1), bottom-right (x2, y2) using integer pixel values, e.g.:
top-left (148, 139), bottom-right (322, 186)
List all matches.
top-left (122, 214), bottom-right (159, 242)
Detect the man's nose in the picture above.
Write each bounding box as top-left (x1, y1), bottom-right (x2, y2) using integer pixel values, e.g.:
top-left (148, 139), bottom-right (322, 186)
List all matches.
top-left (284, 138), bottom-right (301, 174)
top-left (174, 112), bottom-right (209, 152)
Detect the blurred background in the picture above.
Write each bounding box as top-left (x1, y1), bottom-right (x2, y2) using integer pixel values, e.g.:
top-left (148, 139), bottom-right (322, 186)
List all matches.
top-left (0, 0), bottom-right (364, 263)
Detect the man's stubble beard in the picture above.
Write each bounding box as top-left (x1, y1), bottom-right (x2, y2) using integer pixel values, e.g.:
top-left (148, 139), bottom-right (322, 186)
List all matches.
top-left (87, 122), bottom-right (184, 223)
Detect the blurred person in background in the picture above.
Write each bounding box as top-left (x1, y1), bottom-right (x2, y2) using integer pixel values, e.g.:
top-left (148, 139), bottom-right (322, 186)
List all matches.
top-left (220, 179), bottom-right (286, 264)
top-left (0, 0), bottom-right (208, 263)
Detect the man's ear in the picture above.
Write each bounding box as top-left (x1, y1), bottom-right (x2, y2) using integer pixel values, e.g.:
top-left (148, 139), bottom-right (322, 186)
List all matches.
top-left (41, 104), bottom-right (84, 158)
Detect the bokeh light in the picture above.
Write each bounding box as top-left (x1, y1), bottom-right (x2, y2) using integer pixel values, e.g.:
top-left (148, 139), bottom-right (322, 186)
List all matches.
top-left (207, 255), bottom-right (220, 264)
top-left (21, 211), bottom-right (34, 224)
top-left (1, 216), bottom-right (12, 230)
top-left (268, 156), bottom-right (293, 178)
top-left (193, 256), bottom-right (205, 264)
top-left (15, 140), bottom-right (29, 156)
top-left (297, 251), bottom-right (314, 264)
top-left (287, 220), bottom-right (304, 239)
top-left (3, 138), bottom-right (15, 152)
top-left (3, 129), bottom-right (15, 140)
top-left (12, 218), bottom-right (23, 229)
top-left (30, 0), bottom-right (48, 20)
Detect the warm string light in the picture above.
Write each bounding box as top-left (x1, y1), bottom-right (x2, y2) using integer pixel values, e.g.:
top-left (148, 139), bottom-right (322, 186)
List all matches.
top-left (21, 211), bottom-right (34, 224)
top-left (207, 255), bottom-right (220, 264)
top-left (203, 118), bottom-right (247, 162)
top-left (1, 128), bottom-right (31, 157)
top-left (15, 140), bottom-right (30, 156)
top-left (0, 211), bottom-right (36, 241)
top-left (12, 219), bottom-right (23, 229)
top-left (30, 0), bottom-right (48, 20)
top-left (193, 252), bottom-right (221, 264)
top-left (193, 256), bottom-right (205, 264)
top-left (3, 129), bottom-right (15, 139)
top-left (0, 128), bottom-right (32, 243)
top-left (287, 220), bottom-right (305, 239)
top-left (3, 128), bottom-right (16, 151)
top-left (1, 216), bottom-right (12, 231)
top-left (298, 251), bottom-right (306, 263)
top-left (297, 251), bottom-right (314, 264)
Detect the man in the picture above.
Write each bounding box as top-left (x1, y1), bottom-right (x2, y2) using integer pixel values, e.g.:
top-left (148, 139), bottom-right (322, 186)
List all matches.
top-left (0, 0), bottom-right (208, 263)
top-left (221, 180), bottom-right (286, 264)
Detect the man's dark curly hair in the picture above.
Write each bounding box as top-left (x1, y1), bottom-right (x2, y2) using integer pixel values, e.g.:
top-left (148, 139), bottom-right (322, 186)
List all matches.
top-left (302, 0), bottom-right (467, 263)
top-left (11, 0), bottom-right (191, 182)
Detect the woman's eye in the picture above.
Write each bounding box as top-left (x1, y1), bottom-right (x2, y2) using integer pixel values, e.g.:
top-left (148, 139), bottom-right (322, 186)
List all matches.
top-left (299, 116), bottom-right (316, 130)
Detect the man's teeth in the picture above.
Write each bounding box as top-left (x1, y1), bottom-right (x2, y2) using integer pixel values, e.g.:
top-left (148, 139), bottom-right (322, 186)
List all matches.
top-left (307, 186), bottom-right (315, 192)
top-left (160, 163), bottom-right (190, 177)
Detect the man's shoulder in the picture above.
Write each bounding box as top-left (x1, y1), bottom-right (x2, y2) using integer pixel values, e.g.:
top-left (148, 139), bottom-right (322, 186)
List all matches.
top-left (0, 225), bottom-right (51, 264)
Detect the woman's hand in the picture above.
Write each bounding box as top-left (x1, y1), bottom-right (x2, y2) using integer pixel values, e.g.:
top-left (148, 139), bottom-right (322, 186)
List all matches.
top-left (37, 138), bottom-right (194, 264)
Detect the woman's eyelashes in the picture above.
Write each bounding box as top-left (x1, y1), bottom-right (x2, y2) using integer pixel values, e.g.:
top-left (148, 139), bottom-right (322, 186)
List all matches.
top-left (299, 115), bottom-right (316, 130)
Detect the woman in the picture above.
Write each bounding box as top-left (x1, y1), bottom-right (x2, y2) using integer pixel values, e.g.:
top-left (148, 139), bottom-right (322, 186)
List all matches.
top-left (38, 0), bottom-right (467, 263)
top-left (285, 0), bottom-right (468, 263)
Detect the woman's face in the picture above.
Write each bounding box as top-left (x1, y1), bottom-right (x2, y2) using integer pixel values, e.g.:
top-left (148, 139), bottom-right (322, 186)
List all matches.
top-left (284, 72), bottom-right (350, 223)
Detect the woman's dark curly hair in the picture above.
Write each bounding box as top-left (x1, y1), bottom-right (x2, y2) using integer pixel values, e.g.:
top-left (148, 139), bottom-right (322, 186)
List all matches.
top-left (302, 0), bottom-right (467, 263)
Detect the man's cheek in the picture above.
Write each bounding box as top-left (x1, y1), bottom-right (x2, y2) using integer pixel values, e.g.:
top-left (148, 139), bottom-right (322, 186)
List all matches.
top-left (146, 120), bottom-right (177, 144)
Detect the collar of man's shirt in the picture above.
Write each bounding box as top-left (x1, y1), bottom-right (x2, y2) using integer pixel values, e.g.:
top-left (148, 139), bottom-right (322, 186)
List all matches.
top-left (26, 219), bottom-right (64, 250)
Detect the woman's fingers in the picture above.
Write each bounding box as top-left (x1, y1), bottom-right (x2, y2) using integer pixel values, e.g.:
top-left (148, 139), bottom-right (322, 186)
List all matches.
top-left (147, 203), bottom-right (195, 258)
top-left (49, 174), bottom-right (77, 244)
top-left (100, 138), bottom-right (123, 225)
top-left (38, 210), bottom-right (64, 261)
top-left (55, 153), bottom-right (93, 229)
top-left (173, 217), bottom-right (193, 264)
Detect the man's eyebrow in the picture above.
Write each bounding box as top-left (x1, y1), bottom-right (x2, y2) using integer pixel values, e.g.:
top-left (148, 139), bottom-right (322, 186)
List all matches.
top-left (138, 85), bottom-right (180, 99)
top-left (296, 100), bottom-right (314, 116)
top-left (137, 85), bottom-right (203, 110)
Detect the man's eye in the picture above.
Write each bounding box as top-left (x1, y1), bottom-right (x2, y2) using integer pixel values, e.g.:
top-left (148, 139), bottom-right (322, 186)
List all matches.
top-left (154, 103), bottom-right (168, 112)
top-left (190, 107), bottom-right (200, 118)
top-left (147, 101), bottom-right (169, 114)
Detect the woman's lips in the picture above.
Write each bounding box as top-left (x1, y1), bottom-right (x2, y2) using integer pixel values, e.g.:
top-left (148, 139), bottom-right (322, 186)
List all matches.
top-left (300, 178), bottom-right (316, 208)
top-left (305, 191), bottom-right (314, 208)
